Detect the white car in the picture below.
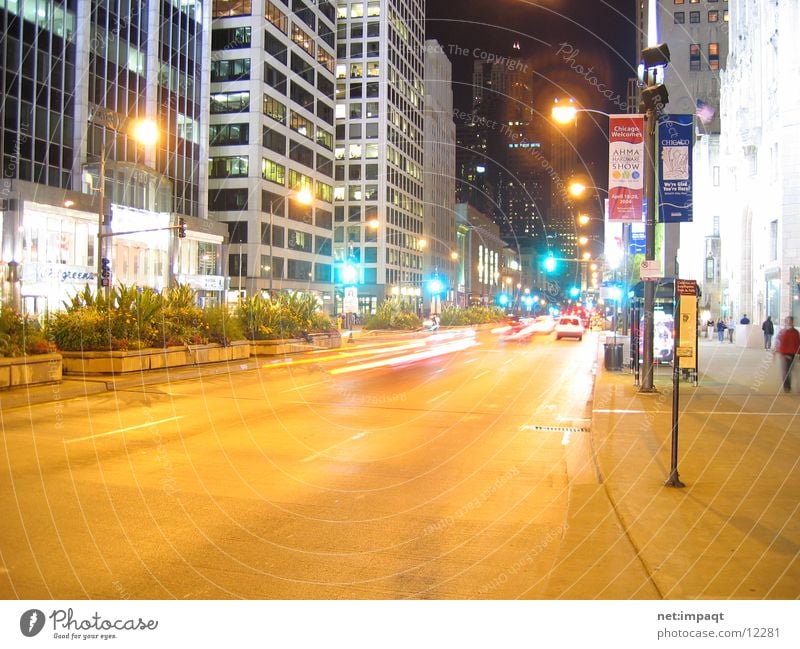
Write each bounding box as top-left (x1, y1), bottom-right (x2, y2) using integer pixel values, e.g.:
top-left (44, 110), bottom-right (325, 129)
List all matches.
top-left (555, 316), bottom-right (585, 341)
top-left (529, 315), bottom-right (556, 334)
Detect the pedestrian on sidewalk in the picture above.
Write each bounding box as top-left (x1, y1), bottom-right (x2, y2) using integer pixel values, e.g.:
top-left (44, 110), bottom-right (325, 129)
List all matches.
top-left (727, 316), bottom-right (736, 343)
top-left (774, 316), bottom-right (800, 393)
top-left (740, 314), bottom-right (750, 324)
top-left (716, 318), bottom-right (726, 342)
top-left (762, 315), bottom-right (774, 349)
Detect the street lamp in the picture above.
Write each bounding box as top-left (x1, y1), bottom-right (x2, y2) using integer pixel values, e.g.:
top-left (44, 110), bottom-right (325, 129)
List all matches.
top-left (268, 186), bottom-right (313, 296)
top-left (90, 111), bottom-right (159, 296)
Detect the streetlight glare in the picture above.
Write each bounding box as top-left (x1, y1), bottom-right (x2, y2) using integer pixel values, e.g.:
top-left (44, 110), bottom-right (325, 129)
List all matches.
top-left (578, 214), bottom-right (590, 225)
top-left (579, 235), bottom-right (589, 245)
top-left (552, 104), bottom-right (578, 124)
top-left (295, 186), bottom-right (313, 205)
top-left (569, 181), bottom-right (587, 197)
top-left (131, 119), bottom-right (159, 146)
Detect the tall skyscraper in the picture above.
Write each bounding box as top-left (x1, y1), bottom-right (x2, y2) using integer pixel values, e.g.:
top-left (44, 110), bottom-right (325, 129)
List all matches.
top-left (455, 47), bottom-right (549, 244)
top-left (208, 0), bottom-right (337, 307)
top-left (333, 0), bottom-right (425, 313)
top-left (422, 39), bottom-right (455, 308)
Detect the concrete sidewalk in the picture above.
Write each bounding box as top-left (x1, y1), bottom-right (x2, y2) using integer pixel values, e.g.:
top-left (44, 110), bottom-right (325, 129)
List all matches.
top-left (587, 335), bottom-right (800, 598)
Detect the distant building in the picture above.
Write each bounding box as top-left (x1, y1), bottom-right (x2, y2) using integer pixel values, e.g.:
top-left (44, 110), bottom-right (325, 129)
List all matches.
top-left (454, 203), bottom-right (510, 306)
top-left (455, 46), bottom-right (550, 242)
top-left (333, 0), bottom-right (426, 314)
top-left (422, 40), bottom-right (456, 311)
top-left (208, 0), bottom-right (337, 309)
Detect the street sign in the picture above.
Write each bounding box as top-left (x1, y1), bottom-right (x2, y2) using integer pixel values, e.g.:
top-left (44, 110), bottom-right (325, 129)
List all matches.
top-left (640, 259), bottom-right (663, 280)
top-left (343, 286), bottom-right (358, 314)
top-left (676, 279), bottom-right (697, 296)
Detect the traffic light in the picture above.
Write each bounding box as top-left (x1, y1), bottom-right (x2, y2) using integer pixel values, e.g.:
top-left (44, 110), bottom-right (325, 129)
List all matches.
top-left (427, 277), bottom-right (444, 295)
top-left (340, 262), bottom-right (358, 285)
top-left (569, 286), bottom-right (581, 298)
top-left (543, 254), bottom-right (556, 273)
top-left (178, 217), bottom-right (187, 238)
top-left (100, 257), bottom-right (111, 287)
top-left (496, 293), bottom-right (509, 307)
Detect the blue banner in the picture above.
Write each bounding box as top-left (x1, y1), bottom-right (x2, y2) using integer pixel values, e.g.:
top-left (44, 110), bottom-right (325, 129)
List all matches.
top-left (629, 222), bottom-right (646, 255)
top-left (658, 114), bottom-right (693, 223)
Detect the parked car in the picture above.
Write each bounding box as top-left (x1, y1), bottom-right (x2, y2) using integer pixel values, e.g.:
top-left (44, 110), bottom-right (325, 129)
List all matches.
top-left (555, 316), bottom-right (585, 341)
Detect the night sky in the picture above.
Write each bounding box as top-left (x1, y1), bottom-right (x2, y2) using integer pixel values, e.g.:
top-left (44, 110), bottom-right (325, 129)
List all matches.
top-left (424, 0), bottom-right (639, 193)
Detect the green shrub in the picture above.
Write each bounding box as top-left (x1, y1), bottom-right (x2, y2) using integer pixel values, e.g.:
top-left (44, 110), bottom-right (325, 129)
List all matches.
top-left (364, 299), bottom-right (421, 330)
top-left (158, 284), bottom-right (206, 346)
top-left (204, 305), bottom-right (245, 345)
top-left (235, 292), bottom-right (330, 340)
top-left (48, 307), bottom-right (112, 352)
top-left (0, 305), bottom-right (53, 357)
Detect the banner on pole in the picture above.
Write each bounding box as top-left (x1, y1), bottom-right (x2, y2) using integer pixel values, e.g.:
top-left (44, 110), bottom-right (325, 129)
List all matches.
top-left (608, 114), bottom-right (645, 222)
top-left (658, 114), bottom-right (694, 223)
top-left (676, 279), bottom-right (698, 368)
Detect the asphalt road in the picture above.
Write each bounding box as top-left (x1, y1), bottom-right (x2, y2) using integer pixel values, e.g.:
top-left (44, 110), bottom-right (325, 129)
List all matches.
top-left (0, 328), bottom-right (649, 599)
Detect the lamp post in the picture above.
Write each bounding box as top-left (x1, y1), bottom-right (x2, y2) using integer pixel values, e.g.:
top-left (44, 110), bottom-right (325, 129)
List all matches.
top-left (89, 111), bottom-right (158, 297)
top-left (639, 43), bottom-right (671, 393)
top-left (268, 187), bottom-right (313, 297)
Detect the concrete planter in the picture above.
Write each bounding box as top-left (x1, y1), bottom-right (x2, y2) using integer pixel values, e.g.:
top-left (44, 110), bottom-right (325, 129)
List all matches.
top-left (61, 341), bottom-right (252, 375)
top-left (0, 353), bottom-right (62, 390)
top-left (250, 332), bottom-right (342, 357)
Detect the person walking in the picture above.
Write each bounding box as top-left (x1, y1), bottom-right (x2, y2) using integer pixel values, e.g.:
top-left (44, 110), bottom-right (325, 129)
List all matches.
top-left (774, 316), bottom-right (800, 393)
top-left (727, 316), bottom-right (735, 343)
top-left (762, 315), bottom-right (774, 349)
top-left (716, 318), bottom-right (726, 342)
top-left (740, 314), bottom-right (750, 324)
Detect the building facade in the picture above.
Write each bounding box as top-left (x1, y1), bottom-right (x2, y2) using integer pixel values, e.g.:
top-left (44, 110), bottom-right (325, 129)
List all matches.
top-left (1, 0), bottom-right (225, 314)
top-left (719, 0), bottom-right (800, 324)
top-left (208, 0), bottom-right (337, 310)
top-left (640, 0), bottom-right (729, 315)
top-left (422, 39), bottom-right (455, 312)
top-left (333, 0), bottom-right (425, 315)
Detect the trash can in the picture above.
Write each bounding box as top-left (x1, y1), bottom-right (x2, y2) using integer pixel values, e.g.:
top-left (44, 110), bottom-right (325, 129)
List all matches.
top-left (603, 342), bottom-right (624, 371)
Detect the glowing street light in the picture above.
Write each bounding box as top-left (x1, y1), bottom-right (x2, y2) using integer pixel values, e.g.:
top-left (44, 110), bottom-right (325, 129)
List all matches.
top-left (91, 113), bottom-right (159, 295)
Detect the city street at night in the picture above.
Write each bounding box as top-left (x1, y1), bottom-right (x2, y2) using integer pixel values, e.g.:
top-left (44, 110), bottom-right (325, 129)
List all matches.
top-left (1, 328), bottom-right (627, 599)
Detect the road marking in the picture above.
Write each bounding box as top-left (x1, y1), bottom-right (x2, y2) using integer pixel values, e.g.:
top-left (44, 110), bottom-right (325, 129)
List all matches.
top-left (300, 431), bottom-right (367, 462)
top-left (427, 390), bottom-right (452, 404)
top-left (64, 416), bottom-right (184, 444)
top-left (473, 370), bottom-right (490, 380)
top-left (280, 379), bottom-right (329, 393)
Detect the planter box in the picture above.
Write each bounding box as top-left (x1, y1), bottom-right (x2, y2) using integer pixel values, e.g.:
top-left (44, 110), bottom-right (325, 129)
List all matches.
top-left (62, 341), bottom-right (252, 375)
top-left (0, 353), bottom-right (62, 390)
top-left (250, 332), bottom-right (342, 357)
